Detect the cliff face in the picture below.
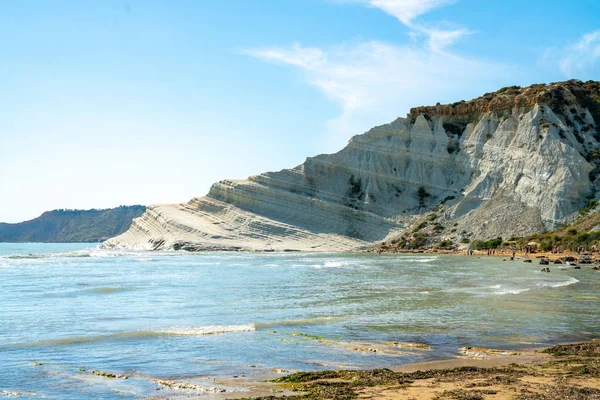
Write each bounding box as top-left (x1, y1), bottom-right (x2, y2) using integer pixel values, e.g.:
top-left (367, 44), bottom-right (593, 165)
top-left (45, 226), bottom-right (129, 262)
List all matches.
top-left (104, 80), bottom-right (600, 251)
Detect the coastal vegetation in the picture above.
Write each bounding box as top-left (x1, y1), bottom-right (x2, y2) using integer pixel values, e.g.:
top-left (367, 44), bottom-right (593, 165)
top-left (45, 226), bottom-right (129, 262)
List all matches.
top-left (376, 199), bottom-right (600, 253)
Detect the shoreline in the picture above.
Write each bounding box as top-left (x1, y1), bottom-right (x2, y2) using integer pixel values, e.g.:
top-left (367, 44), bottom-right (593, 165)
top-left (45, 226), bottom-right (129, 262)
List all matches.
top-left (374, 247), bottom-right (600, 262)
top-left (144, 339), bottom-right (600, 399)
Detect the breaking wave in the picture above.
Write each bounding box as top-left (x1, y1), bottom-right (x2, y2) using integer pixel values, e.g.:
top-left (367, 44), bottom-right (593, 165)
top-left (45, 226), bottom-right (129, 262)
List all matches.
top-left (537, 277), bottom-right (579, 288)
top-left (494, 287), bottom-right (530, 295)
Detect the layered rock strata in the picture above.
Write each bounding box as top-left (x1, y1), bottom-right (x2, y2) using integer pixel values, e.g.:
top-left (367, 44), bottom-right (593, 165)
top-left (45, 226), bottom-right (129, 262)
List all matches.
top-left (104, 80), bottom-right (600, 251)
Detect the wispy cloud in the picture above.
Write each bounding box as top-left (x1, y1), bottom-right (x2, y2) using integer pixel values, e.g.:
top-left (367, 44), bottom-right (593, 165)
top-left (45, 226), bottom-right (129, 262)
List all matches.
top-left (244, 0), bottom-right (509, 150)
top-left (341, 0), bottom-right (472, 52)
top-left (245, 44), bottom-right (327, 69)
top-left (368, 0), bottom-right (455, 24)
top-left (552, 30), bottom-right (600, 77)
top-left (245, 40), bottom-right (511, 150)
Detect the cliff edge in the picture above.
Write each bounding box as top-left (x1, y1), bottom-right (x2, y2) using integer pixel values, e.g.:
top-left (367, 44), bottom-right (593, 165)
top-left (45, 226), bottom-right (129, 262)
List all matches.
top-left (103, 80), bottom-right (600, 251)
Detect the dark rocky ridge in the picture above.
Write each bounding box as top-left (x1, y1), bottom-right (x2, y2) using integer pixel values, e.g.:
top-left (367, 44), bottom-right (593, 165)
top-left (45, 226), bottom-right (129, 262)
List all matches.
top-left (410, 80), bottom-right (600, 122)
top-left (0, 205), bottom-right (146, 243)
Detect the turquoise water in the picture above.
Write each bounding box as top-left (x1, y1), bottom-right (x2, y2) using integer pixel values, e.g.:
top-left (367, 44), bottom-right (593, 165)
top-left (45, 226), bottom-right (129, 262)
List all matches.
top-left (1, 243), bottom-right (599, 398)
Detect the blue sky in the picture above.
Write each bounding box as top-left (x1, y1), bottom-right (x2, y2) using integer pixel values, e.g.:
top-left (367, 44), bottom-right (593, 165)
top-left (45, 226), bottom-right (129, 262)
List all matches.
top-left (1, 0), bottom-right (599, 222)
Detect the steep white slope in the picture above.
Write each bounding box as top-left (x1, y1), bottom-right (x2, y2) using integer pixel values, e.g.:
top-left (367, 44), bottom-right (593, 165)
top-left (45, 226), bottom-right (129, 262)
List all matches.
top-left (104, 81), bottom-right (600, 251)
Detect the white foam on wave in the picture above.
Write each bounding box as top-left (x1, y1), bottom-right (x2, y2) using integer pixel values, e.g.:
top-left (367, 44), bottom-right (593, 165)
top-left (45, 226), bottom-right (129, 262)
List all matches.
top-left (537, 277), bottom-right (579, 288)
top-left (324, 261), bottom-right (344, 268)
top-left (86, 249), bottom-right (130, 258)
top-left (397, 257), bottom-right (440, 263)
top-left (494, 287), bottom-right (530, 295)
top-left (158, 324), bottom-right (256, 336)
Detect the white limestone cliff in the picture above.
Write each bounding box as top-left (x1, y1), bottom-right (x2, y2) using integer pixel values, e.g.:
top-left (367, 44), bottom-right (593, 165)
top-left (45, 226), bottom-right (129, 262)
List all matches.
top-left (103, 80), bottom-right (600, 251)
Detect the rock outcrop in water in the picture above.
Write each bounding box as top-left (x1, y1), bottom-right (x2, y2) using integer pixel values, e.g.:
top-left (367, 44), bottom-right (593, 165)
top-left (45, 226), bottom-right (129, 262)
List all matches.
top-left (103, 80), bottom-right (600, 251)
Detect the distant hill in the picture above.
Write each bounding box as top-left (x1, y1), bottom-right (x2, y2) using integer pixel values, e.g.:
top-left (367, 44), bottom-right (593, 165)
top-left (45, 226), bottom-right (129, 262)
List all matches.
top-left (0, 205), bottom-right (146, 243)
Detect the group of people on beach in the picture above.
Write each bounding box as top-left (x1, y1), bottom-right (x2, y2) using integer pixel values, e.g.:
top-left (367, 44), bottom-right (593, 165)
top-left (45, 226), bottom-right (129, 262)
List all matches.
top-left (466, 248), bottom-right (518, 260)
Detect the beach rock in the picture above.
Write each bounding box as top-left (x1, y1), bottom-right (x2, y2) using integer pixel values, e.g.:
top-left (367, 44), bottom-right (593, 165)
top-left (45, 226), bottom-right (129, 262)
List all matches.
top-left (102, 80), bottom-right (600, 251)
top-left (554, 259), bottom-right (564, 264)
top-left (524, 259), bottom-right (533, 263)
top-left (540, 259), bottom-right (549, 265)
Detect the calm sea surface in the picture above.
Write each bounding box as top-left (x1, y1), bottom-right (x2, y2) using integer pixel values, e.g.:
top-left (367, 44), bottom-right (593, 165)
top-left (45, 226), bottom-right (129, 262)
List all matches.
top-left (1, 243), bottom-right (599, 398)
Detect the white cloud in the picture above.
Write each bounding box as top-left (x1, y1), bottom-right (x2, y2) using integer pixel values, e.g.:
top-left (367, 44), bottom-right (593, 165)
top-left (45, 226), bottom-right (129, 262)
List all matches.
top-left (556, 30), bottom-right (600, 77)
top-left (243, 0), bottom-right (509, 151)
top-left (246, 40), bottom-right (512, 150)
top-left (342, 0), bottom-right (472, 52)
top-left (368, 0), bottom-right (455, 24)
top-left (419, 26), bottom-right (473, 53)
top-left (243, 44), bottom-right (327, 70)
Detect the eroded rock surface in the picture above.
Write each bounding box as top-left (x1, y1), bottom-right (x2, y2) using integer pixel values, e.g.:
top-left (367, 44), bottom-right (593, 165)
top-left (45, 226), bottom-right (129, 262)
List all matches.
top-left (103, 80), bottom-right (600, 251)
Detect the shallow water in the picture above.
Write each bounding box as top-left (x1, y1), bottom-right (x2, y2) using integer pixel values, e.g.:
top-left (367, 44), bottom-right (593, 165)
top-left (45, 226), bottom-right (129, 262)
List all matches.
top-left (1, 243), bottom-right (599, 398)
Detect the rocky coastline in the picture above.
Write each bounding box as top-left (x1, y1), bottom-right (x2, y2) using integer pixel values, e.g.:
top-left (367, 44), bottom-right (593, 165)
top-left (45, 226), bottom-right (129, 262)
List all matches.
top-left (103, 80), bottom-right (600, 253)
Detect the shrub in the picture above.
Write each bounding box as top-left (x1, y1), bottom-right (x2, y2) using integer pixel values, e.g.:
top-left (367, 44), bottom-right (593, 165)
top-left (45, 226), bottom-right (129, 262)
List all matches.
top-left (470, 240), bottom-right (487, 250)
top-left (410, 234), bottom-right (427, 249)
top-left (567, 228), bottom-right (578, 236)
top-left (470, 237), bottom-right (502, 250)
top-left (577, 232), bottom-right (590, 243)
top-left (413, 222), bottom-right (427, 232)
top-left (487, 237), bottom-right (503, 248)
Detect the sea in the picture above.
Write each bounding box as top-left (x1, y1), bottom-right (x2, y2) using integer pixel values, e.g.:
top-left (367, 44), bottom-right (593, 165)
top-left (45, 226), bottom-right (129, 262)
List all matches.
top-left (1, 243), bottom-right (599, 399)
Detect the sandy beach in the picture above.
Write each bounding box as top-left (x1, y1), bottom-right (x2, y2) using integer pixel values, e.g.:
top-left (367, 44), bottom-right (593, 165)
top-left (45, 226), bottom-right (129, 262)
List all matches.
top-left (381, 247), bottom-right (600, 263)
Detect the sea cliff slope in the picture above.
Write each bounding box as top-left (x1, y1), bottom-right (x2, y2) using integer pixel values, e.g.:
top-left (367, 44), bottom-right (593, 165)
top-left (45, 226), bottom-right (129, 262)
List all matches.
top-left (103, 80), bottom-right (600, 251)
